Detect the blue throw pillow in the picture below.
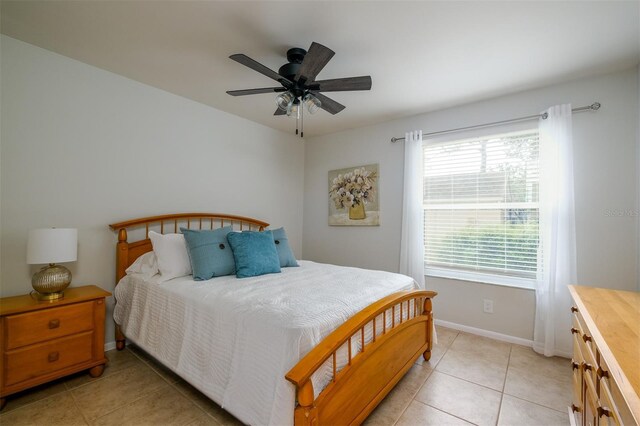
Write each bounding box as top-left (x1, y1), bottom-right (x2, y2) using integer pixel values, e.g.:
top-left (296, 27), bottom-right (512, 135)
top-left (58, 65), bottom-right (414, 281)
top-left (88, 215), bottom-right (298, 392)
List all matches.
top-left (271, 227), bottom-right (299, 267)
top-left (181, 227), bottom-right (235, 280)
top-left (227, 230), bottom-right (281, 278)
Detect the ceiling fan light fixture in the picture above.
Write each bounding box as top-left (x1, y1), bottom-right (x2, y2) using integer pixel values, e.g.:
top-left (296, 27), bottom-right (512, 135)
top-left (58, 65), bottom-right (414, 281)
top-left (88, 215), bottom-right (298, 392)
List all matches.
top-left (303, 94), bottom-right (321, 114)
top-left (276, 91), bottom-right (294, 111)
top-left (228, 42), bottom-right (371, 136)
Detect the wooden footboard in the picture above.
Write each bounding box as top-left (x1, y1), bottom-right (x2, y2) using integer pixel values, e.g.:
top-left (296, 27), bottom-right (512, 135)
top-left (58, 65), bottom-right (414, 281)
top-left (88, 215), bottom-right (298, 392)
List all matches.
top-left (286, 290), bottom-right (437, 426)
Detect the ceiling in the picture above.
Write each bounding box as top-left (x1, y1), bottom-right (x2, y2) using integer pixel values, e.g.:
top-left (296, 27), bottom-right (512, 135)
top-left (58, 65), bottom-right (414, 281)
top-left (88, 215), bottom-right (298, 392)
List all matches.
top-left (2, 1), bottom-right (639, 137)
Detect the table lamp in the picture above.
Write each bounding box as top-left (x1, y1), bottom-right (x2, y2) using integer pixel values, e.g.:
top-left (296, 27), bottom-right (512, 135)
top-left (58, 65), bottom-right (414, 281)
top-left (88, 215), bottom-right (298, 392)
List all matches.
top-left (27, 228), bottom-right (78, 300)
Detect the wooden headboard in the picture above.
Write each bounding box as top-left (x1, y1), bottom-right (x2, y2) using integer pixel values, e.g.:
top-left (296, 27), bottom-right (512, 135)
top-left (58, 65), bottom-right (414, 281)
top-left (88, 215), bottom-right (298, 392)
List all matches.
top-left (108, 213), bottom-right (269, 283)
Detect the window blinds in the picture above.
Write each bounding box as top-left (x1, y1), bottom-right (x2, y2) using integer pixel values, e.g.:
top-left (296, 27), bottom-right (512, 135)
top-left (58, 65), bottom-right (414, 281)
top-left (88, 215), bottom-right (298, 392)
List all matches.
top-left (423, 130), bottom-right (540, 279)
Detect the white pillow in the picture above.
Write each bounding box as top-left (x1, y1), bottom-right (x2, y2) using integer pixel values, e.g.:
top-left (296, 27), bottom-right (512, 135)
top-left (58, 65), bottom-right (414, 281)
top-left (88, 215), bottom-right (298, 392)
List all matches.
top-left (125, 252), bottom-right (159, 279)
top-left (148, 231), bottom-right (192, 282)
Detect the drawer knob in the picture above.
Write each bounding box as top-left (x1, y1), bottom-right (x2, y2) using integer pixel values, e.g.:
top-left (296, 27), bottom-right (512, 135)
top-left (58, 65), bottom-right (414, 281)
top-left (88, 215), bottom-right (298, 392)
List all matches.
top-left (584, 362), bottom-right (593, 371)
top-left (571, 306), bottom-right (578, 313)
top-left (570, 327), bottom-right (579, 334)
top-left (571, 360), bottom-right (580, 370)
top-left (598, 406), bottom-right (612, 418)
top-left (571, 403), bottom-right (581, 413)
top-left (597, 366), bottom-right (609, 379)
top-left (48, 319), bottom-right (60, 329)
top-left (583, 334), bottom-right (592, 343)
top-left (48, 352), bottom-right (59, 363)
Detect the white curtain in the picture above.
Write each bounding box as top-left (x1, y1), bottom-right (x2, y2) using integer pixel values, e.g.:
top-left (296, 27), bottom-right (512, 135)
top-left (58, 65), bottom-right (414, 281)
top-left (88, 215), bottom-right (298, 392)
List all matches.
top-left (534, 104), bottom-right (577, 357)
top-left (400, 130), bottom-right (425, 289)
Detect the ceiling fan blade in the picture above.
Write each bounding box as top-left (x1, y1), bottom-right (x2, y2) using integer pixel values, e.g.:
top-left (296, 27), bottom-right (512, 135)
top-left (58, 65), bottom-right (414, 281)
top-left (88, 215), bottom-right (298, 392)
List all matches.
top-left (274, 108), bottom-right (286, 116)
top-left (226, 87), bottom-right (286, 96)
top-left (311, 76), bottom-right (372, 92)
top-left (295, 42), bottom-right (335, 83)
top-left (229, 54), bottom-right (292, 85)
top-left (310, 92), bottom-right (345, 115)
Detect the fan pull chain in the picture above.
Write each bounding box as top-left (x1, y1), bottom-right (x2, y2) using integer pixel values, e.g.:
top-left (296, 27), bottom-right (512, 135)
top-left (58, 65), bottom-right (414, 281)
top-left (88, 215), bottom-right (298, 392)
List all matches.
top-left (301, 101), bottom-right (304, 138)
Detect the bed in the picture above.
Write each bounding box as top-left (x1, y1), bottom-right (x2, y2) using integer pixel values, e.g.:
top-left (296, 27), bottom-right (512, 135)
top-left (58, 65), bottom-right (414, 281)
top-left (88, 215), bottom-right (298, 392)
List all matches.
top-left (109, 213), bottom-right (436, 426)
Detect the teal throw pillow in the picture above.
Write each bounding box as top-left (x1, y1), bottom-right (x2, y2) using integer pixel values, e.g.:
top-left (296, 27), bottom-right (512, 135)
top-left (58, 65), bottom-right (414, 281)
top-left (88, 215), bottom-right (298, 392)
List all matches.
top-left (227, 230), bottom-right (281, 278)
top-left (181, 226), bottom-right (235, 280)
top-left (271, 227), bottom-right (299, 267)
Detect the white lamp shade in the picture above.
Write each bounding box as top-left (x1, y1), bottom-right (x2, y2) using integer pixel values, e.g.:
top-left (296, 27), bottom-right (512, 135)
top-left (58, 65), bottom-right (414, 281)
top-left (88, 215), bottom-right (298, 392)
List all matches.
top-left (27, 228), bottom-right (78, 264)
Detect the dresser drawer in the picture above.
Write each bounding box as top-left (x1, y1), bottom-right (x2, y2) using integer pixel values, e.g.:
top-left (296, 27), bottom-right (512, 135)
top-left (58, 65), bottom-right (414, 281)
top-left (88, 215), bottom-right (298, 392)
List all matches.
top-left (572, 309), bottom-right (596, 353)
top-left (572, 321), bottom-right (584, 363)
top-left (598, 356), bottom-right (636, 426)
top-left (571, 357), bottom-right (583, 421)
top-left (599, 379), bottom-right (622, 426)
top-left (573, 315), bottom-right (598, 383)
top-left (4, 331), bottom-right (94, 386)
top-left (583, 372), bottom-right (600, 426)
top-left (4, 302), bottom-right (94, 349)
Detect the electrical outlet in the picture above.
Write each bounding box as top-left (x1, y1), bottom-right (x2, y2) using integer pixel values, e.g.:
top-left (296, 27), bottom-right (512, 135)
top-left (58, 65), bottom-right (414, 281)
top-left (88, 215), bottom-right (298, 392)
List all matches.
top-left (483, 299), bottom-right (494, 314)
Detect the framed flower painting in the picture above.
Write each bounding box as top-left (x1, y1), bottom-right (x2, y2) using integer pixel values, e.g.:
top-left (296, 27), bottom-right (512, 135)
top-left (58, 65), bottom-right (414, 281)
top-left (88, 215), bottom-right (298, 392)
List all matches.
top-left (328, 163), bottom-right (380, 226)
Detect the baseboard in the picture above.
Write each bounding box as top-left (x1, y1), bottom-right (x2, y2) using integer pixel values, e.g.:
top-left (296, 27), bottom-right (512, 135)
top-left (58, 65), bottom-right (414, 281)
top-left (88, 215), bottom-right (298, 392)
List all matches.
top-left (435, 319), bottom-right (572, 358)
top-left (104, 341), bottom-right (117, 351)
top-left (435, 319), bottom-right (534, 347)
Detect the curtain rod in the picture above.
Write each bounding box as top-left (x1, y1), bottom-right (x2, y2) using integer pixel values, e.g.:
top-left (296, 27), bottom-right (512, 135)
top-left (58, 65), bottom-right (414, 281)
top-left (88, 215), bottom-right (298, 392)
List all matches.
top-left (390, 102), bottom-right (601, 143)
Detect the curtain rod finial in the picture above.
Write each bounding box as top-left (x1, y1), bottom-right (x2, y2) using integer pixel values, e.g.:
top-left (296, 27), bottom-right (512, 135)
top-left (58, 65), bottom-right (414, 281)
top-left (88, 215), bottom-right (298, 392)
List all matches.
top-left (591, 102), bottom-right (601, 110)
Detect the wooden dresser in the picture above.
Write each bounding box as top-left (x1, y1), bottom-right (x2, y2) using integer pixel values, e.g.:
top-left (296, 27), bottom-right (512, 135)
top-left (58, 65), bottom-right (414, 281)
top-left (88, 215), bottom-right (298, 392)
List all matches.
top-left (568, 285), bottom-right (640, 426)
top-left (0, 285), bottom-right (111, 409)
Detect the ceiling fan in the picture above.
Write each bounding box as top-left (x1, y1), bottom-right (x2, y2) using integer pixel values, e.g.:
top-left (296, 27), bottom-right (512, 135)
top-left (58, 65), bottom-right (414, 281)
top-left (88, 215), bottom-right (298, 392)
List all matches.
top-left (226, 42), bottom-right (372, 137)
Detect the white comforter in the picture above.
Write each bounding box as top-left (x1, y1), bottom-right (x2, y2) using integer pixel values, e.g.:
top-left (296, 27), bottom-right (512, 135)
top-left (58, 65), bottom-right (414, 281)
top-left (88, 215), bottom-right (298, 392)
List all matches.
top-left (113, 260), bottom-right (417, 425)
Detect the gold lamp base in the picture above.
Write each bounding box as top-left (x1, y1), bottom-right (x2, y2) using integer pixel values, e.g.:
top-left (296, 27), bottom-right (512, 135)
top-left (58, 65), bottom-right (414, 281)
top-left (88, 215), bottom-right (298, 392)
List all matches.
top-left (35, 290), bottom-right (65, 301)
top-left (32, 264), bottom-right (71, 301)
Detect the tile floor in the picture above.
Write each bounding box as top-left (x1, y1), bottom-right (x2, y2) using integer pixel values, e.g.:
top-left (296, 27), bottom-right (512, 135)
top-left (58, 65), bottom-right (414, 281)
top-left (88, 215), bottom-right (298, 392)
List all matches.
top-left (0, 326), bottom-right (571, 426)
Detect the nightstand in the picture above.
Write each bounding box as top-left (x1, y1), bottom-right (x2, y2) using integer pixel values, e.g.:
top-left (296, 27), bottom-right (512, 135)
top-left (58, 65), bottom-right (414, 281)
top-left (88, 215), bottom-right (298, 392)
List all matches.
top-left (0, 285), bottom-right (111, 410)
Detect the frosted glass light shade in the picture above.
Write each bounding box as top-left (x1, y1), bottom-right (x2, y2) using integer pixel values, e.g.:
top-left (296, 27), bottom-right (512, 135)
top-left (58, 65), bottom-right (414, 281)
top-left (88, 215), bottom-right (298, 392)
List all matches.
top-left (27, 228), bottom-right (78, 264)
top-left (276, 91), bottom-right (294, 111)
top-left (303, 94), bottom-right (321, 114)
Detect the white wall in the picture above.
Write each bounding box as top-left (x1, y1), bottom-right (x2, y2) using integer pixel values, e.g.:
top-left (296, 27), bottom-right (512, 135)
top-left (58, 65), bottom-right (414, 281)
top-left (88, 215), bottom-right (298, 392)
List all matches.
top-left (0, 36), bottom-right (305, 345)
top-left (304, 68), bottom-right (639, 341)
top-left (0, 35), bottom-right (3, 285)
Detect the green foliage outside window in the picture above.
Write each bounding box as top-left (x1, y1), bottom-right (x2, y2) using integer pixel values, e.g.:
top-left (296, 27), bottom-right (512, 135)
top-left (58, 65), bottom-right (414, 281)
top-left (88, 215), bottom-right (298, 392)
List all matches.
top-left (427, 221), bottom-right (539, 277)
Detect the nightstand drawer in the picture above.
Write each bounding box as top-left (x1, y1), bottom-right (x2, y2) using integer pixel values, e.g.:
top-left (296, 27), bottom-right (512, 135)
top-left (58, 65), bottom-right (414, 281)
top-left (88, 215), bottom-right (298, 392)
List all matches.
top-left (5, 301), bottom-right (94, 349)
top-left (4, 331), bottom-right (94, 386)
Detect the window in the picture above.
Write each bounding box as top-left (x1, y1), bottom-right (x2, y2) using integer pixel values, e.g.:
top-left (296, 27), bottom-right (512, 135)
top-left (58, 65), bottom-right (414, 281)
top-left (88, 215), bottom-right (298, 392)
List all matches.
top-left (423, 129), bottom-right (539, 287)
